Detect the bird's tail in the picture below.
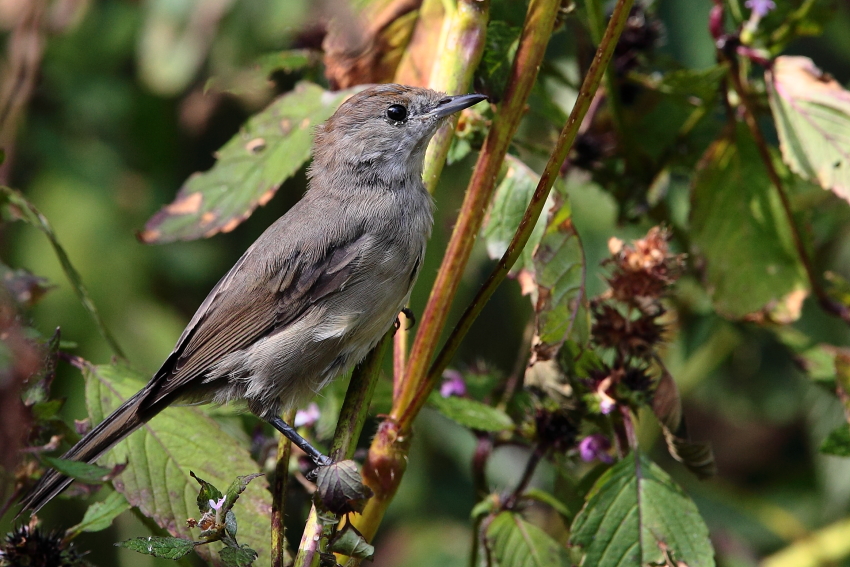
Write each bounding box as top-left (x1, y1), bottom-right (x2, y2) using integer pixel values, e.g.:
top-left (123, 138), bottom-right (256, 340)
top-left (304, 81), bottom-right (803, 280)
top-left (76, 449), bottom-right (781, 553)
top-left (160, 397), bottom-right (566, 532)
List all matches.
top-left (18, 388), bottom-right (151, 515)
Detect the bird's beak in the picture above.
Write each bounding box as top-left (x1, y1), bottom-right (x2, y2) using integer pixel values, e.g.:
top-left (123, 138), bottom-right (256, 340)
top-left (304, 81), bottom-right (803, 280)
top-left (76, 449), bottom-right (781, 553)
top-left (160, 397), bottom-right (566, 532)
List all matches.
top-left (430, 93), bottom-right (488, 118)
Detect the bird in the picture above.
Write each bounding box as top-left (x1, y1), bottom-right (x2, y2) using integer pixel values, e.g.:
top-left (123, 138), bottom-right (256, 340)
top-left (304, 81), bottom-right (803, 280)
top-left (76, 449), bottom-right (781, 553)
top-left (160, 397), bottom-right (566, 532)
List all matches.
top-left (18, 84), bottom-right (487, 515)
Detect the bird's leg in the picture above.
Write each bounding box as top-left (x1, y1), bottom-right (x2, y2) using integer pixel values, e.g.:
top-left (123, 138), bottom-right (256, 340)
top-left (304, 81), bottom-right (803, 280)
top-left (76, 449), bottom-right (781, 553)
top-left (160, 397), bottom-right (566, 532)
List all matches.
top-left (267, 416), bottom-right (333, 466)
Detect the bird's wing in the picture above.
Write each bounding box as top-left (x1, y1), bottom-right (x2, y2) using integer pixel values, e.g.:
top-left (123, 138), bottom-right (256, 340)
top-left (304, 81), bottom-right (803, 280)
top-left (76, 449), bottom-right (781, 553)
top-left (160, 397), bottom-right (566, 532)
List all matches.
top-left (141, 230), bottom-right (371, 409)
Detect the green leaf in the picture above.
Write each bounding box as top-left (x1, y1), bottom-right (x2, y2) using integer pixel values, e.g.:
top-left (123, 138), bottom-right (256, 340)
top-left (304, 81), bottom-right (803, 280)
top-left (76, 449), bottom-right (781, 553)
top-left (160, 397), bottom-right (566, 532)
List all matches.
top-left (523, 488), bottom-right (573, 519)
top-left (768, 56), bottom-right (850, 202)
top-left (570, 451), bottom-right (715, 567)
top-left (219, 544), bottom-right (258, 567)
top-left (652, 64), bottom-right (728, 104)
top-left (531, 197), bottom-right (588, 348)
top-left (84, 363), bottom-right (271, 565)
top-left (0, 187), bottom-right (125, 358)
top-left (315, 460), bottom-right (373, 515)
top-left (222, 473), bottom-right (264, 515)
top-left (254, 49), bottom-right (320, 77)
top-left (42, 457), bottom-right (113, 484)
top-left (190, 471), bottom-right (223, 515)
top-left (821, 425), bottom-right (850, 457)
top-left (115, 536), bottom-right (196, 560)
top-left (486, 511), bottom-right (571, 567)
top-left (690, 125), bottom-right (808, 319)
top-left (428, 392), bottom-right (515, 432)
top-left (328, 524), bottom-right (375, 560)
top-left (482, 155), bottom-right (550, 273)
top-left (139, 82), bottom-right (357, 243)
top-left (67, 490), bottom-right (130, 535)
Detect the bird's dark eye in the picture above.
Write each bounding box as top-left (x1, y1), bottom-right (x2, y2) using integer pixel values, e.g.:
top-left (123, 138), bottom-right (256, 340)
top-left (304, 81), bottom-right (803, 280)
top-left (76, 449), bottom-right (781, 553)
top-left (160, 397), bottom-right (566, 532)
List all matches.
top-left (386, 104), bottom-right (408, 122)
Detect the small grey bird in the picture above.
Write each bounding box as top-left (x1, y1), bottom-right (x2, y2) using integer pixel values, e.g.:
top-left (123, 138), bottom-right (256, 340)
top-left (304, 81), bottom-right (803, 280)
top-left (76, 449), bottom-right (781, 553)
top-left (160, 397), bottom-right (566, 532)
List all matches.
top-left (19, 84), bottom-right (486, 514)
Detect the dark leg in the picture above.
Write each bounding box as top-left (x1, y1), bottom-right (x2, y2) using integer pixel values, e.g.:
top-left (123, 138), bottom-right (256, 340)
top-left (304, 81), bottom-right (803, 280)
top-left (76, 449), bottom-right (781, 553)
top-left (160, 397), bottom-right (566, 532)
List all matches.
top-left (267, 416), bottom-right (333, 466)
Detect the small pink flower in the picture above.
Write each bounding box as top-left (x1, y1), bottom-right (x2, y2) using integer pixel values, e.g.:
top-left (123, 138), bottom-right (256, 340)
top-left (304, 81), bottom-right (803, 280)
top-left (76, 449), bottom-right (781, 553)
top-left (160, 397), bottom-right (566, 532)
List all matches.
top-left (440, 369), bottom-right (467, 398)
top-left (208, 496), bottom-right (226, 511)
top-left (578, 434), bottom-right (613, 464)
top-left (745, 0), bottom-right (775, 17)
top-left (294, 402), bottom-right (321, 428)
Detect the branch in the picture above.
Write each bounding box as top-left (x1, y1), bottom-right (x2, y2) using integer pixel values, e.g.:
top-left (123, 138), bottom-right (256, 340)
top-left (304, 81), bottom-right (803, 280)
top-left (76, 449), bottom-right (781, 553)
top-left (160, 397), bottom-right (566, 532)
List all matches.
top-left (420, 0), bottom-right (636, 408)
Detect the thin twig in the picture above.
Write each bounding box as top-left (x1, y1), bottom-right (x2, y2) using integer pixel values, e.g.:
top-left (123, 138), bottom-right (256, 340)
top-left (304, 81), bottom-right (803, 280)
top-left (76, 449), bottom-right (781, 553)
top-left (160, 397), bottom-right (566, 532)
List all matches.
top-left (395, 0), bottom-right (564, 428)
top-left (416, 0), bottom-right (636, 411)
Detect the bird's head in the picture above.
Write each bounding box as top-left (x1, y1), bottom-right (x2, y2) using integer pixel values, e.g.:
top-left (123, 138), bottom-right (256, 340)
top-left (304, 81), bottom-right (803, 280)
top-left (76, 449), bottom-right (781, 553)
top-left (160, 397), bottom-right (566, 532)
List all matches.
top-left (311, 84), bottom-right (486, 186)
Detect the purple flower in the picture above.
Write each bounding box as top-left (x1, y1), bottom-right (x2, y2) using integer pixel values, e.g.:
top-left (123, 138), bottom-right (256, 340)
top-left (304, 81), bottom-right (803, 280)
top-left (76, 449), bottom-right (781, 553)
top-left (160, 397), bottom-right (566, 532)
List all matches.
top-left (440, 369), bottom-right (467, 398)
top-left (745, 0), bottom-right (775, 17)
top-left (294, 402), bottom-right (321, 428)
top-left (209, 496), bottom-right (226, 511)
top-left (578, 434), bottom-right (613, 464)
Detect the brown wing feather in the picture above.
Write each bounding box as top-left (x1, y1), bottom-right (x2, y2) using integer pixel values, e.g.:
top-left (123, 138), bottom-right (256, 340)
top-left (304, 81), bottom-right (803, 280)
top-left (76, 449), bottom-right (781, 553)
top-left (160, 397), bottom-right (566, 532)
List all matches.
top-left (141, 232), bottom-right (370, 409)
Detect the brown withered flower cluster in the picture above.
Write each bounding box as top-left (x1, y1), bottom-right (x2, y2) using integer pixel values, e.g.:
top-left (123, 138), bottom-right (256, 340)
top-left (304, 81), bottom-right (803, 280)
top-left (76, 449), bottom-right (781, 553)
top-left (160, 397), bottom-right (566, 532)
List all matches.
top-left (589, 227), bottom-right (685, 407)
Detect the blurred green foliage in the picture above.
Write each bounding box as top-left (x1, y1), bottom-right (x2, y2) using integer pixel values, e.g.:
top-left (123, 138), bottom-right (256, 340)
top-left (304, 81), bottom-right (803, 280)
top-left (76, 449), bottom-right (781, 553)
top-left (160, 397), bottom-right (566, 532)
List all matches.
top-left (3, 0), bottom-right (850, 566)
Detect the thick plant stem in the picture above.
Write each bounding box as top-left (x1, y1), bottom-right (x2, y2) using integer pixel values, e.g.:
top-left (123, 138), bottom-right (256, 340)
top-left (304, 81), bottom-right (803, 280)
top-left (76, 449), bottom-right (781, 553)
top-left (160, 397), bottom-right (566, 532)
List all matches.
top-left (393, 0), bottom-right (490, 399)
top-left (292, 331), bottom-right (392, 567)
top-left (395, 0), bottom-right (562, 428)
top-left (421, 0), bottom-right (636, 406)
top-left (421, 0), bottom-right (490, 193)
top-left (726, 59), bottom-right (850, 324)
top-left (350, 0), bottom-right (562, 546)
top-left (272, 409), bottom-right (296, 567)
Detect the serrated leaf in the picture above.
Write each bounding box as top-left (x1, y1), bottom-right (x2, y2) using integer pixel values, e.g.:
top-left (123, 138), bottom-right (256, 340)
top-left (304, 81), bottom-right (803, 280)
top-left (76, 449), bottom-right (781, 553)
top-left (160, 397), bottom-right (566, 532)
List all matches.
top-left (115, 536), bottom-right (196, 559)
top-left (769, 56), bottom-right (850, 201)
top-left (223, 473), bottom-right (264, 516)
top-left (570, 451), bottom-right (715, 567)
top-left (690, 125), bottom-right (808, 319)
top-left (531, 198), bottom-right (587, 349)
top-left (84, 363), bottom-right (271, 565)
top-left (315, 460), bottom-right (373, 515)
top-left (139, 83), bottom-right (355, 243)
top-left (820, 425), bottom-right (850, 457)
top-left (219, 544), bottom-right (258, 567)
top-left (428, 392), bottom-right (515, 432)
top-left (486, 511), bottom-right (571, 567)
top-left (190, 471), bottom-right (224, 515)
top-left (67, 490), bottom-right (130, 535)
top-left (42, 457), bottom-right (113, 484)
top-left (328, 524), bottom-right (375, 560)
top-left (482, 155), bottom-right (551, 273)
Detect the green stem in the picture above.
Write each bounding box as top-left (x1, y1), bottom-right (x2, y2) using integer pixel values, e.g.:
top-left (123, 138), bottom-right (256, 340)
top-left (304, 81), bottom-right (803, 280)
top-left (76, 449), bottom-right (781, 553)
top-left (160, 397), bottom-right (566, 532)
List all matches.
top-left (393, 0), bottom-right (490, 401)
top-left (292, 331), bottom-right (392, 567)
top-left (0, 186), bottom-right (126, 359)
top-left (422, 0), bottom-right (635, 397)
top-left (395, 0), bottom-right (562, 430)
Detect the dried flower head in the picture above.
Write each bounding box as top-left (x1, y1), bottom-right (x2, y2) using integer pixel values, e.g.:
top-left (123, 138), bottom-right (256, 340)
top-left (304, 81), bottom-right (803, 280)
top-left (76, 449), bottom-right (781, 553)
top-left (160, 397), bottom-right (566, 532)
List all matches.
top-left (0, 523), bottom-right (88, 567)
top-left (605, 226), bottom-right (684, 304)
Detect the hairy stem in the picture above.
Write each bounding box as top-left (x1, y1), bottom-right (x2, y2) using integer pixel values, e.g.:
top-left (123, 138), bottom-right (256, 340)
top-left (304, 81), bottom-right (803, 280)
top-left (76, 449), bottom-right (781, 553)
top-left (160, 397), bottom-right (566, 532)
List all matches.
top-left (423, 0), bottom-right (635, 396)
top-left (395, 0), bottom-right (562, 428)
top-left (393, 0), bottom-right (490, 401)
top-left (348, 0), bottom-right (564, 546)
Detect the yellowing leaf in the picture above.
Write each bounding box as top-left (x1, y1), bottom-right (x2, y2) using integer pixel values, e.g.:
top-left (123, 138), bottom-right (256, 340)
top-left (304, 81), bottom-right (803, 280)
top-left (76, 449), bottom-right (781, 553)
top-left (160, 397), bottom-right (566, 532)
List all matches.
top-left (769, 56), bottom-right (850, 201)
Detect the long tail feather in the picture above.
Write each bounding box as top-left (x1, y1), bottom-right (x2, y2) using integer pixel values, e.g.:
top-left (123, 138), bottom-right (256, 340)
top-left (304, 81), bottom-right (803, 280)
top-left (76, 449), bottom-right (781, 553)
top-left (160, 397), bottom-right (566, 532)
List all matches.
top-left (18, 389), bottom-right (150, 516)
